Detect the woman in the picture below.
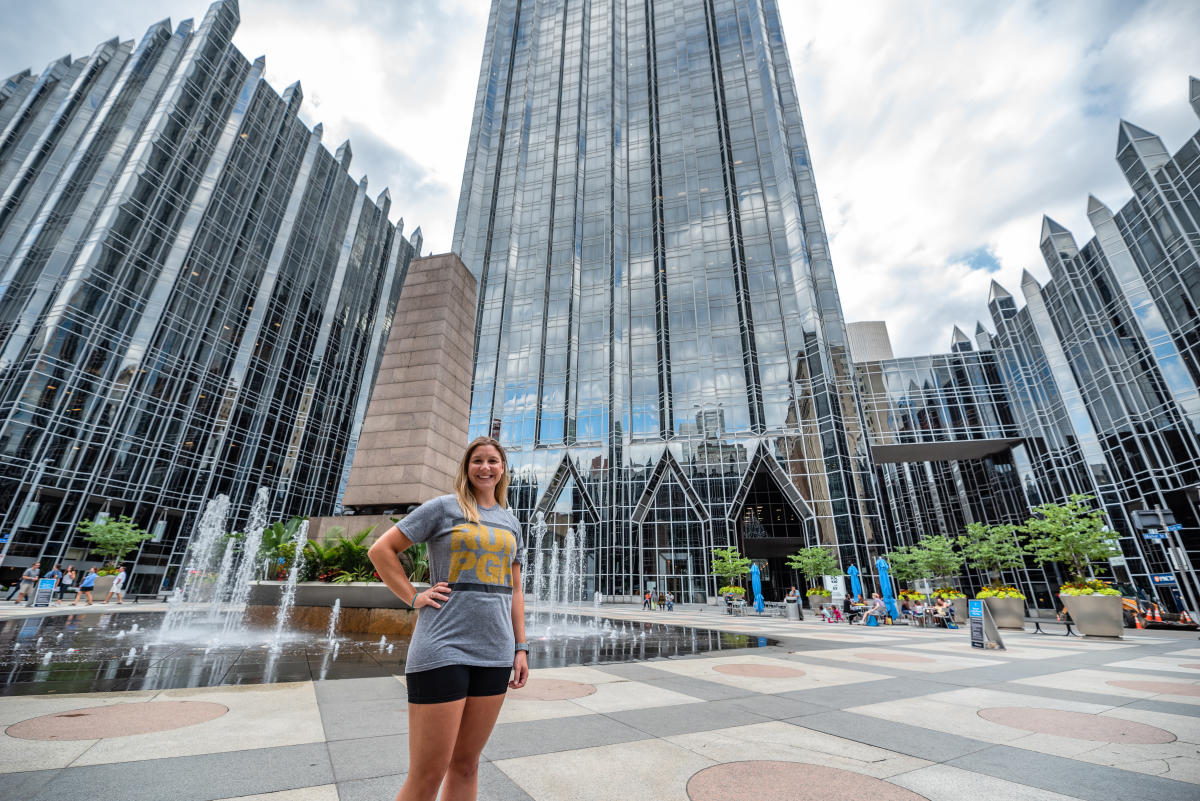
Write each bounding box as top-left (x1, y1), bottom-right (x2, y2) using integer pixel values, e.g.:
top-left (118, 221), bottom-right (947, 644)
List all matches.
top-left (56, 566), bottom-right (75, 606)
top-left (72, 567), bottom-right (97, 605)
top-left (368, 436), bottom-right (528, 801)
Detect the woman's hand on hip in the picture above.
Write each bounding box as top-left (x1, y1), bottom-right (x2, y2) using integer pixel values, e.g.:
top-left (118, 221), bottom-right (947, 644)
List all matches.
top-left (414, 581), bottom-right (451, 609)
top-left (509, 650), bottom-right (529, 689)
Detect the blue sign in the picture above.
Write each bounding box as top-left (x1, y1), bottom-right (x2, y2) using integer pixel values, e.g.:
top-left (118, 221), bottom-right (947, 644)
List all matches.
top-left (1143, 532), bottom-right (1167, 540)
top-left (968, 599), bottom-right (983, 618)
top-left (1151, 573), bottom-right (1177, 586)
top-left (1166, 524), bottom-right (1183, 532)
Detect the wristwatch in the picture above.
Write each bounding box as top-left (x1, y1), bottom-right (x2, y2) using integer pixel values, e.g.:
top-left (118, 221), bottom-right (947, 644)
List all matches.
top-left (514, 642), bottom-right (529, 652)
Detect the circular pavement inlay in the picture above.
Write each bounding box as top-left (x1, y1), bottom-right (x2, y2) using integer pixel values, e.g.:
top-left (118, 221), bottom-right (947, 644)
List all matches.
top-left (977, 707), bottom-right (1176, 744)
top-left (853, 651), bottom-right (937, 664)
top-left (687, 761), bottom-right (929, 801)
top-left (7, 701), bottom-right (228, 741)
top-left (1106, 679), bottom-right (1200, 697)
top-left (510, 678), bottom-right (596, 700)
top-left (713, 663), bottom-right (805, 678)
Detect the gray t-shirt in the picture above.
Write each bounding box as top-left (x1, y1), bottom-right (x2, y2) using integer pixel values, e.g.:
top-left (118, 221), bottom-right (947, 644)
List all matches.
top-left (399, 495), bottom-right (524, 673)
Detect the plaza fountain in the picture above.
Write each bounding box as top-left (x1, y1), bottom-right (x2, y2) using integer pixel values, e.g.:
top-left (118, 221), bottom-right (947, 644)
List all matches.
top-left (0, 497), bottom-right (773, 696)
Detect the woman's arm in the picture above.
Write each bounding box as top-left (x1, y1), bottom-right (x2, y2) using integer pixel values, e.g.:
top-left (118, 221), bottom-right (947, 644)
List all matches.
top-left (509, 561), bottom-right (528, 689)
top-left (367, 526), bottom-right (449, 609)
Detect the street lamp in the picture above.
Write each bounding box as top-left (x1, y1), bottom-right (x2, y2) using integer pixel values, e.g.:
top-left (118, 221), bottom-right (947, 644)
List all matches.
top-left (0, 458), bottom-right (54, 570)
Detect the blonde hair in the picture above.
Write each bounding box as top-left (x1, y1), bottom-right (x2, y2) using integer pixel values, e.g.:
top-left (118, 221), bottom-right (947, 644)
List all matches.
top-left (454, 436), bottom-right (510, 523)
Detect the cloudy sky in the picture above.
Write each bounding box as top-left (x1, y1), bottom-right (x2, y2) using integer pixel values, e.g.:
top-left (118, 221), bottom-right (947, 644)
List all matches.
top-left (3, 0), bottom-right (1197, 356)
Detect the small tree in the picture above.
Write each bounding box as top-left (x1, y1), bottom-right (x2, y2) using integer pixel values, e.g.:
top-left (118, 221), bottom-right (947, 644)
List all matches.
top-left (885, 545), bottom-right (929, 584)
top-left (1022, 494), bottom-right (1114, 581)
top-left (786, 546), bottom-right (839, 590)
top-left (959, 522), bottom-right (1026, 584)
top-left (78, 515), bottom-right (153, 569)
top-left (920, 535), bottom-right (964, 580)
top-left (710, 547), bottom-right (752, 590)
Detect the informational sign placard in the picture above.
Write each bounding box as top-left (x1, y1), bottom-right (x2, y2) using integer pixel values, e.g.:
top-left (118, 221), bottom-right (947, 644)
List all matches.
top-left (1151, 572), bottom-right (1177, 586)
top-left (968, 599), bottom-right (1006, 650)
top-left (969, 599), bottom-right (985, 649)
top-left (31, 577), bottom-right (55, 608)
top-left (1143, 531), bottom-right (1167, 540)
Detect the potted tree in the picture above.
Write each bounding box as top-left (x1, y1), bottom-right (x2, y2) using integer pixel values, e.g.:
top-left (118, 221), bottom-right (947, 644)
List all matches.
top-left (959, 522), bottom-right (1027, 629)
top-left (77, 515), bottom-right (153, 597)
top-left (920, 535), bottom-right (967, 621)
top-left (786, 546), bottom-right (839, 608)
top-left (710, 547), bottom-right (752, 608)
top-left (1022, 495), bottom-right (1122, 637)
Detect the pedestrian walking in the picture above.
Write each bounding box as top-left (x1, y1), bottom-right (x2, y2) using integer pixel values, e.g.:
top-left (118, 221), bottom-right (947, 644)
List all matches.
top-left (642, 590), bottom-right (651, 610)
top-left (56, 566), bottom-right (75, 605)
top-left (103, 566), bottom-right (127, 604)
top-left (10, 562), bottom-right (40, 603)
top-left (367, 435), bottom-right (528, 801)
top-left (72, 567), bottom-right (97, 605)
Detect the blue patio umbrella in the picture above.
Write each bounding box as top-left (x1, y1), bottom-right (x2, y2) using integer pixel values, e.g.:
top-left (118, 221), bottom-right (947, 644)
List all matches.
top-left (751, 563), bottom-right (765, 614)
top-left (876, 556), bottom-right (900, 618)
top-left (848, 564), bottom-right (862, 600)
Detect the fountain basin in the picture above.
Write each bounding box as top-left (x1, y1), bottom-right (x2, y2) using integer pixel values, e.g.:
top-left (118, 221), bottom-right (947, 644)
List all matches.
top-left (246, 581), bottom-right (428, 635)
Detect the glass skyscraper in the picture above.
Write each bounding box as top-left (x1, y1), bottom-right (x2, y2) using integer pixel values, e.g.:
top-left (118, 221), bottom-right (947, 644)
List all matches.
top-left (0, 1), bottom-right (420, 592)
top-left (454, 0), bottom-right (879, 601)
top-left (862, 82), bottom-right (1200, 609)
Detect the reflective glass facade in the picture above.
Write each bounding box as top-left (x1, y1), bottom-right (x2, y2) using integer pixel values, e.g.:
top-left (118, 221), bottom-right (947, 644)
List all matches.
top-left (454, 0), bottom-right (879, 602)
top-left (0, 1), bottom-right (420, 592)
top-left (870, 85), bottom-right (1200, 607)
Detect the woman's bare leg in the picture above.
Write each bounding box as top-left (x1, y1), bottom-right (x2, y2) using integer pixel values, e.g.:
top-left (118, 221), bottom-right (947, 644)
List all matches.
top-left (396, 699), bottom-right (466, 801)
top-left (441, 694), bottom-right (506, 801)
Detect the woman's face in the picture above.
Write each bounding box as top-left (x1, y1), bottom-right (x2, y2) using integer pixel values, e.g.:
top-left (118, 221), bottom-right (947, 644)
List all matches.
top-left (467, 444), bottom-right (505, 497)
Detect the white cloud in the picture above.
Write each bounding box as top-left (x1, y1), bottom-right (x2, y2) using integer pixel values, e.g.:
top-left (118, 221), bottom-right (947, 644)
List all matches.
top-left (3, 0), bottom-right (1196, 357)
top-left (778, 0), bottom-right (1200, 356)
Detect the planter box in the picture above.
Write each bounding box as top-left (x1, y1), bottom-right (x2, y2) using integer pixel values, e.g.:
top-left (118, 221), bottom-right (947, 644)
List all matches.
top-left (245, 581), bottom-right (428, 636)
top-left (1061, 593), bottom-right (1123, 638)
top-left (982, 596), bottom-right (1026, 629)
top-left (943, 598), bottom-right (967, 621)
top-left (91, 575), bottom-right (115, 598)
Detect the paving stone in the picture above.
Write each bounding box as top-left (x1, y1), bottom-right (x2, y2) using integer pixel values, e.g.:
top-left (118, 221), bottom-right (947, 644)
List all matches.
top-left (609, 696), bottom-right (772, 736)
top-left (643, 674), bottom-right (752, 701)
top-left (947, 743), bottom-right (1198, 801)
top-left (319, 695), bottom-right (409, 741)
top-left (1125, 697), bottom-right (1200, 718)
top-left (778, 676), bottom-right (956, 710)
top-left (592, 662), bottom-right (676, 681)
top-left (336, 773), bottom-right (405, 801)
top-left (313, 675), bottom-right (405, 704)
top-left (724, 692), bottom-right (828, 720)
top-left (12, 743), bottom-right (334, 801)
top-left (790, 711), bottom-right (992, 762)
top-left (0, 769), bottom-right (59, 800)
top-left (483, 713), bottom-right (649, 761)
top-left (328, 733), bottom-right (409, 782)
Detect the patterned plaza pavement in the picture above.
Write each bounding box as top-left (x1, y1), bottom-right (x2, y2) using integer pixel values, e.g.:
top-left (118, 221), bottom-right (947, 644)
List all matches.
top-left (0, 602), bottom-right (1197, 801)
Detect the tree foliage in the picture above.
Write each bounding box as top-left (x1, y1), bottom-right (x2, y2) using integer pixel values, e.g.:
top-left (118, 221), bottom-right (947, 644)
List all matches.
top-left (958, 522), bottom-right (1026, 581)
top-left (710, 547), bottom-right (752, 587)
top-left (77, 516), bottom-right (153, 567)
top-left (1021, 494), bottom-right (1114, 581)
top-left (920, 535), bottom-right (964, 578)
top-left (786, 546), bottom-right (839, 588)
top-left (884, 545), bottom-right (928, 583)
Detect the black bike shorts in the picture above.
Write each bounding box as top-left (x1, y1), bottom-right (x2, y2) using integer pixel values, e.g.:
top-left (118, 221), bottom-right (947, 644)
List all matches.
top-left (405, 664), bottom-right (511, 704)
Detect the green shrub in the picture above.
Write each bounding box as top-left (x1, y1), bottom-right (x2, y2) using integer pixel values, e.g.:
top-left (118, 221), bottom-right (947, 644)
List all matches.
top-left (976, 585), bottom-right (1026, 599)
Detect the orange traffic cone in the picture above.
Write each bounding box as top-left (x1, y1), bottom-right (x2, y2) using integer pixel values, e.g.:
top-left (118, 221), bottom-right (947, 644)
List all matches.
top-left (1151, 604), bottom-right (1164, 623)
top-left (1181, 608), bottom-right (1194, 624)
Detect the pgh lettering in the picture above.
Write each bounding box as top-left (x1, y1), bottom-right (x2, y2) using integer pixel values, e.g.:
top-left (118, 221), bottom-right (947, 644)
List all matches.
top-left (448, 523), bottom-right (515, 585)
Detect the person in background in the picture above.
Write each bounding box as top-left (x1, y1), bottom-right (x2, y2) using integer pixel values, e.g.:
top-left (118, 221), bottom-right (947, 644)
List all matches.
top-left (643, 590), bottom-right (651, 610)
top-left (72, 567), bottom-right (97, 606)
top-left (103, 566), bottom-right (127, 604)
top-left (665, 591), bottom-right (674, 611)
top-left (11, 562), bottom-right (40, 603)
top-left (56, 566), bottom-right (75, 606)
top-left (864, 593), bottom-right (887, 624)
